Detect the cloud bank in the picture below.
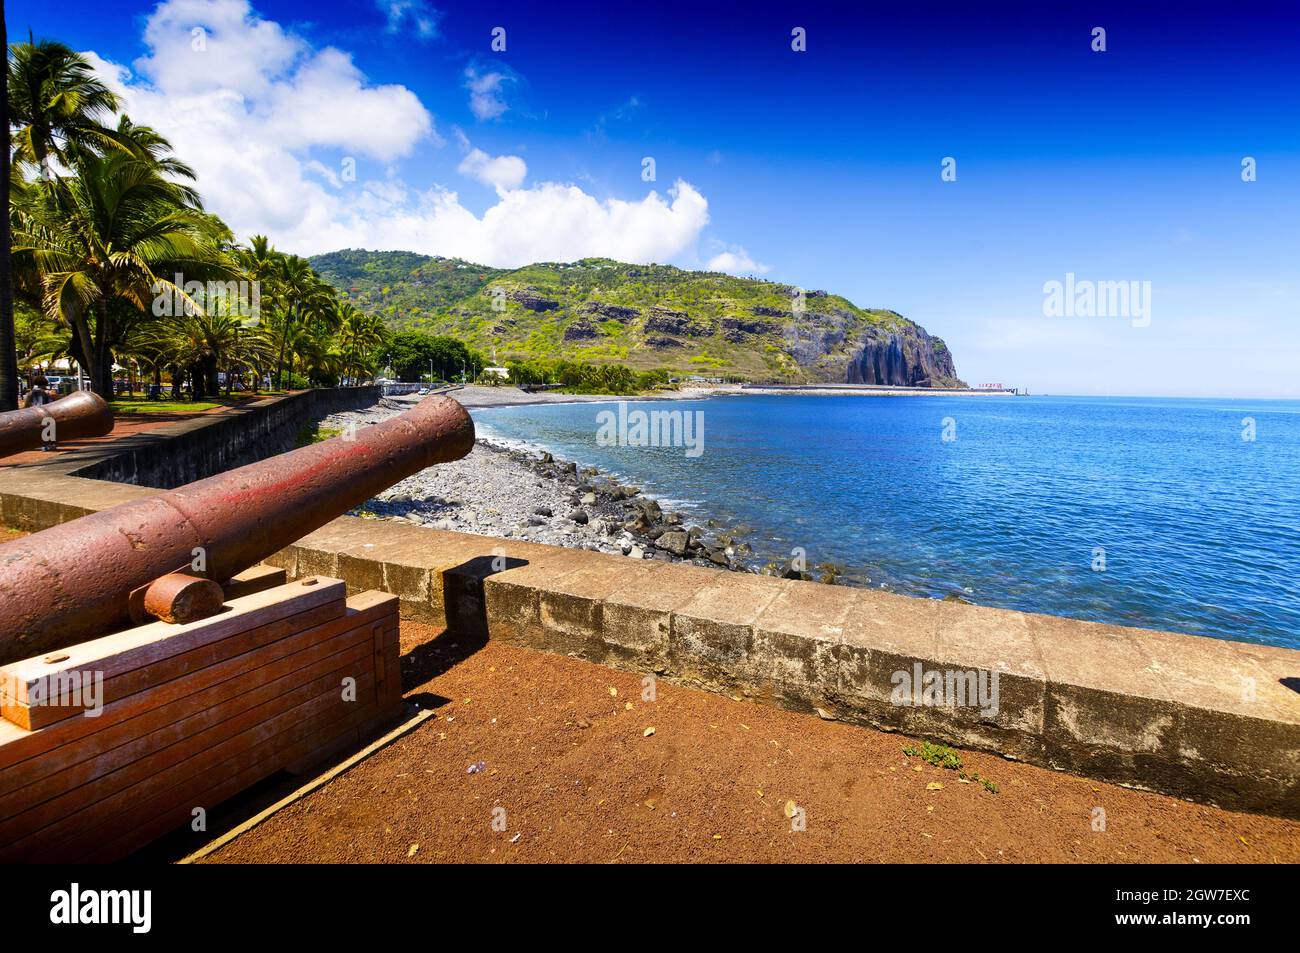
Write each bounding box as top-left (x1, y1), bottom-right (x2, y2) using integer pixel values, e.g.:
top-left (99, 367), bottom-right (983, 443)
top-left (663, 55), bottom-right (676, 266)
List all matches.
top-left (85, 0), bottom-right (713, 267)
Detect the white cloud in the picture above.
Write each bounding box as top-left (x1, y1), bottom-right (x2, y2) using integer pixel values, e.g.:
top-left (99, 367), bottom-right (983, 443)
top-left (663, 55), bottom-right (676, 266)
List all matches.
top-left (83, 0), bottom-right (713, 268)
top-left (707, 248), bottom-right (769, 275)
top-left (464, 65), bottom-right (514, 121)
top-left (379, 0), bottom-right (440, 39)
top-left (437, 180), bottom-right (709, 267)
top-left (457, 147), bottom-right (527, 191)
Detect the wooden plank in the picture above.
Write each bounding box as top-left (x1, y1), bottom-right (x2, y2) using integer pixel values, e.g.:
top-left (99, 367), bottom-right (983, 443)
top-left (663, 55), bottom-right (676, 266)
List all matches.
top-left (0, 628), bottom-right (376, 823)
top-left (1, 600), bottom-right (342, 731)
top-left (86, 701), bottom-right (390, 863)
top-left (35, 676), bottom-right (387, 863)
top-left (282, 624), bottom-right (402, 777)
top-left (0, 650), bottom-right (376, 850)
top-left (181, 707), bottom-right (431, 864)
top-left (0, 588), bottom-right (399, 861)
top-left (0, 578), bottom-right (347, 706)
top-left (0, 590), bottom-right (394, 766)
top-left (1, 665), bottom-right (379, 861)
top-left (0, 599), bottom-right (395, 802)
top-left (380, 625), bottom-right (402, 707)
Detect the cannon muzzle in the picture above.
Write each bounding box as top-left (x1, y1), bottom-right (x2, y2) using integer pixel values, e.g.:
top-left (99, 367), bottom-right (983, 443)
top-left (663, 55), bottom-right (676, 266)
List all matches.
top-left (0, 394), bottom-right (475, 662)
top-left (0, 391), bottom-right (114, 458)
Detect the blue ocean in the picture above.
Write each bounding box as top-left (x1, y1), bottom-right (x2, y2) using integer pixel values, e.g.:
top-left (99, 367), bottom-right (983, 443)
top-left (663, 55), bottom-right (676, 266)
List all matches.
top-left (474, 395), bottom-right (1300, 650)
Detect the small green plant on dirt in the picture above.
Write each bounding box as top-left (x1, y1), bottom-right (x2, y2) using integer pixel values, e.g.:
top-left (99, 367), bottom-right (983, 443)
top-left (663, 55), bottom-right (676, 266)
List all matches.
top-left (903, 742), bottom-right (999, 792)
top-left (959, 770), bottom-right (1000, 794)
top-left (903, 741), bottom-right (962, 771)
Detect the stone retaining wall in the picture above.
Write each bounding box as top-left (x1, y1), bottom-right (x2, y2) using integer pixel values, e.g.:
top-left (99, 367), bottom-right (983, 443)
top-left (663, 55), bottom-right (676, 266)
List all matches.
top-left (56, 387), bottom-right (380, 488)
top-left (1, 410), bottom-right (1297, 817)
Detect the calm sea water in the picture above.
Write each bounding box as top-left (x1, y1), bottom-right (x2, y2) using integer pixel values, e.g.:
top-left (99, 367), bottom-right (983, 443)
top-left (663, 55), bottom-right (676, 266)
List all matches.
top-left (474, 395), bottom-right (1300, 649)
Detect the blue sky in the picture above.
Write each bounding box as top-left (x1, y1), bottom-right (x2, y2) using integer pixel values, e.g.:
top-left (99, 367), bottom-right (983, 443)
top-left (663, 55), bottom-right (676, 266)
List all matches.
top-left (9, 0), bottom-right (1299, 397)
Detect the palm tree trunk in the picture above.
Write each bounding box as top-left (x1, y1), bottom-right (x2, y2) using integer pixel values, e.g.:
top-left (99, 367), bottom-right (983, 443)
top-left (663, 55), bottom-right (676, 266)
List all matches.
top-left (0, 4), bottom-right (21, 411)
top-left (93, 299), bottom-right (113, 396)
top-left (274, 303), bottom-right (293, 390)
top-left (66, 305), bottom-right (98, 394)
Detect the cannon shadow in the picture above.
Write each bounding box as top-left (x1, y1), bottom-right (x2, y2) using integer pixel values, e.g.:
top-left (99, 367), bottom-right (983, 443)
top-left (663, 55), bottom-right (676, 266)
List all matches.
top-left (399, 553), bottom-right (531, 703)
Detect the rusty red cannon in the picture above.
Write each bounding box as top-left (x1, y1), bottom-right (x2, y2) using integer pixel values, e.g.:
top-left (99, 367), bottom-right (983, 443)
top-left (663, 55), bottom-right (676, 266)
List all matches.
top-left (0, 394), bottom-right (475, 663)
top-left (0, 391), bottom-right (114, 458)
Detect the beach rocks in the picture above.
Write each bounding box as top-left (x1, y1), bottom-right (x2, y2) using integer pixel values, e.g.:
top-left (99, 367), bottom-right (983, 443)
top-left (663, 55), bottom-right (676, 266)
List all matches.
top-left (316, 401), bottom-right (756, 571)
top-left (655, 530), bottom-right (690, 556)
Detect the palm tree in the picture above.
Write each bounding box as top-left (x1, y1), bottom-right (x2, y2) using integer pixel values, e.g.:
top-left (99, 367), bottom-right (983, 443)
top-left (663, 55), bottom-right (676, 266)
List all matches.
top-left (332, 302), bottom-right (387, 384)
top-left (1, 3), bottom-right (19, 409)
top-left (11, 150), bottom-right (237, 396)
top-left (270, 254), bottom-right (335, 389)
top-left (141, 308), bottom-right (275, 399)
top-left (110, 116), bottom-right (201, 204)
top-left (8, 39), bottom-right (122, 181)
top-left (4, 37), bottom-right (146, 407)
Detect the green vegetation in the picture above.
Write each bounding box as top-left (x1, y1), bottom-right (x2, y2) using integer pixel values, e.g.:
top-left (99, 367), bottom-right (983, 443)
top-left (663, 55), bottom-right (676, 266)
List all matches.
top-left (384, 331), bottom-right (481, 382)
top-left (903, 742), bottom-right (999, 793)
top-left (904, 741), bottom-right (963, 771)
top-left (962, 772), bottom-right (1000, 794)
top-left (295, 423), bottom-right (345, 448)
top-left (1, 38), bottom-right (391, 406)
top-left (109, 398), bottom-right (224, 414)
top-left (309, 250), bottom-right (942, 384)
top-left (0, 34), bottom-right (959, 410)
top-left (502, 358), bottom-right (671, 395)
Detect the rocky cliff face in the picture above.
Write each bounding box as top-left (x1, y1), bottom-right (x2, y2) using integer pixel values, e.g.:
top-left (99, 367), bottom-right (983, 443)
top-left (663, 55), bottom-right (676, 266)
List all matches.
top-left (780, 308), bottom-right (962, 387)
top-left (310, 252), bottom-right (965, 386)
top-left (845, 322), bottom-right (961, 387)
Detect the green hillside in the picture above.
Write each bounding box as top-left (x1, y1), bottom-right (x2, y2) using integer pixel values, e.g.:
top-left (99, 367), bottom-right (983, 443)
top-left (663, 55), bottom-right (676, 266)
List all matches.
top-left (308, 250), bottom-right (963, 385)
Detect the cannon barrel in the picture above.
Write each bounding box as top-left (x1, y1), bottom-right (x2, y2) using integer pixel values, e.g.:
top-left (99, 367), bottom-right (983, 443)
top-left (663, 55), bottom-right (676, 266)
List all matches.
top-left (0, 395), bottom-right (475, 663)
top-left (0, 391), bottom-right (114, 458)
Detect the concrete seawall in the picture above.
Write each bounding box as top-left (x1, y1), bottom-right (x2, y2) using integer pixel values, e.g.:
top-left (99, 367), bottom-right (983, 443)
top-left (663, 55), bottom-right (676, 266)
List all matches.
top-left (1, 392), bottom-right (1297, 817)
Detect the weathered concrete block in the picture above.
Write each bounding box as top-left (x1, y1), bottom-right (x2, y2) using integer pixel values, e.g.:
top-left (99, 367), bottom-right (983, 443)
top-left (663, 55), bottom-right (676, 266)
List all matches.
top-left (291, 518), bottom-right (381, 580)
top-left (600, 562), bottom-right (715, 671)
top-left (1033, 614), bottom-right (1179, 755)
top-left (749, 579), bottom-right (855, 713)
top-left (929, 601), bottom-right (1047, 758)
top-left (836, 590), bottom-right (941, 723)
top-left (669, 573), bottom-right (784, 690)
top-left (445, 534), bottom-right (582, 638)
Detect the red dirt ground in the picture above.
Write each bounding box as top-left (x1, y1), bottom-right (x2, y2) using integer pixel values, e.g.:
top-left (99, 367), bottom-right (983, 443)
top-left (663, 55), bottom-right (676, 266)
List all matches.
top-left (197, 621), bottom-right (1300, 864)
